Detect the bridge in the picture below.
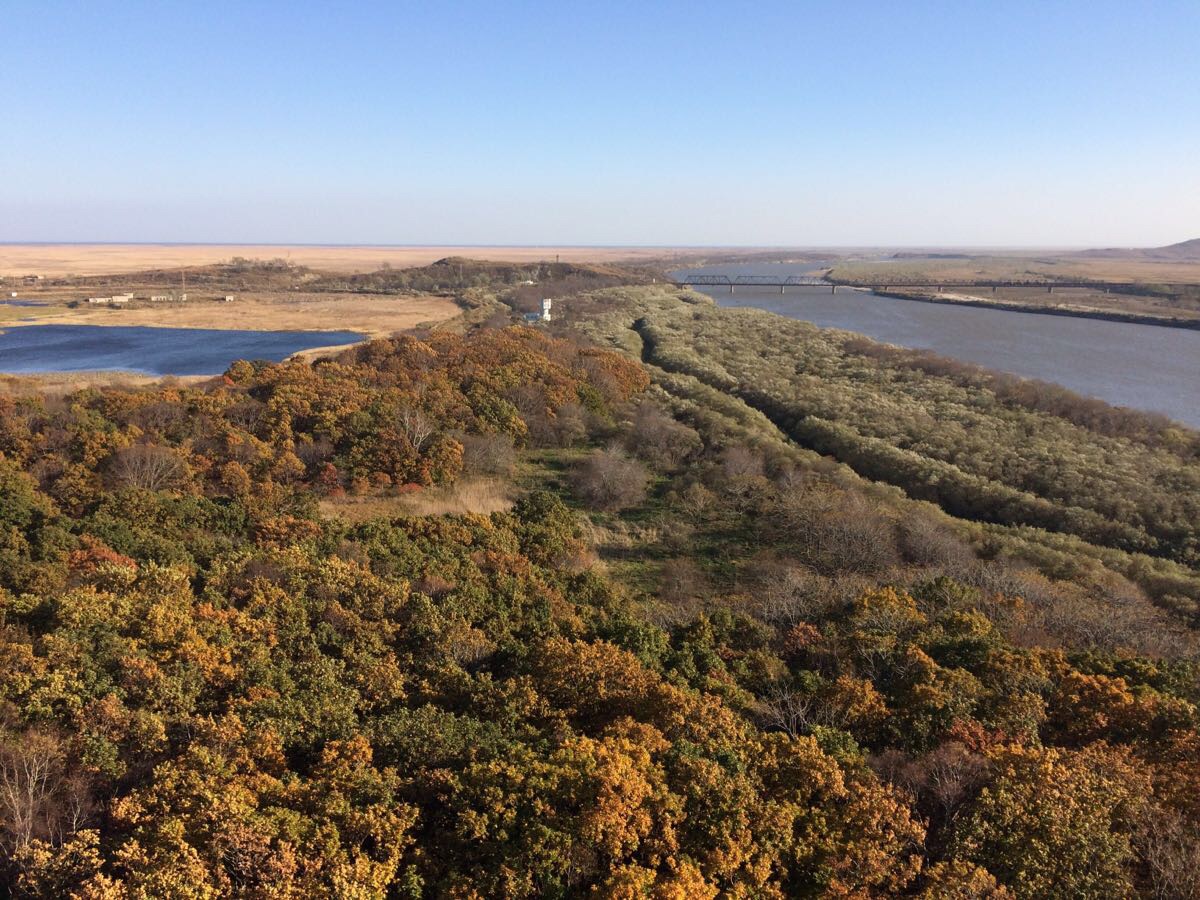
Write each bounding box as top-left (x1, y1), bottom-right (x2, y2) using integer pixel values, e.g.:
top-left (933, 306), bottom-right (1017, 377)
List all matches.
top-left (670, 275), bottom-right (1188, 295)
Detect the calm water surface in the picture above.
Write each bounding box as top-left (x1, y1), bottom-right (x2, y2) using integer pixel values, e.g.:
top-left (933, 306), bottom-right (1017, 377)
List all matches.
top-left (675, 263), bottom-right (1200, 428)
top-left (0, 325), bottom-right (365, 376)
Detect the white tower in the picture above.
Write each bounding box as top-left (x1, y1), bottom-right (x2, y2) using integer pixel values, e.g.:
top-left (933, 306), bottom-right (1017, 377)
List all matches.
top-left (541, 298), bottom-right (553, 321)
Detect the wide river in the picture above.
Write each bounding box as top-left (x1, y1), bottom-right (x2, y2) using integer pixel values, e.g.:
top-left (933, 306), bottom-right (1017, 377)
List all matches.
top-left (676, 263), bottom-right (1200, 429)
top-left (0, 324), bottom-right (365, 377)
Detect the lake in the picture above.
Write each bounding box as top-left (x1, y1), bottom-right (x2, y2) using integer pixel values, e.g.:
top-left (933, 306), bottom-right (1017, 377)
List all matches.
top-left (675, 263), bottom-right (1200, 429)
top-left (0, 325), bottom-right (366, 376)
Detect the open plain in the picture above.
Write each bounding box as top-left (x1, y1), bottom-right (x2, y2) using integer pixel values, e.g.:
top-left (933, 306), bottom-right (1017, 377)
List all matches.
top-left (0, 243), bottom-right (701, 277)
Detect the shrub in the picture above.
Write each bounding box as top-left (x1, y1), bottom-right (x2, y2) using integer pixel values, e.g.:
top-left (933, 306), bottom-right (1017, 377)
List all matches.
top-left (572, 450), bottom-right (649, 511)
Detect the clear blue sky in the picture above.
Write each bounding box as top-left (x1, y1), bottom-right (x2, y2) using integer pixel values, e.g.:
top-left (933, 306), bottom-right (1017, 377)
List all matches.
top-left (3, 0), bottom-right (1197, 246)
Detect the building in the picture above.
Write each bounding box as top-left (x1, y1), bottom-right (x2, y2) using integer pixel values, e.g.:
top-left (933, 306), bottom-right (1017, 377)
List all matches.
top-left (541, 298), bottom-right (553, 321)
top-left (86, 293), bottom-right (133, 305)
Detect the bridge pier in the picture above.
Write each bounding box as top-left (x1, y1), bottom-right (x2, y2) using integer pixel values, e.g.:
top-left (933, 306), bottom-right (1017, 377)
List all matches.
top-left (729, 284), bottom-right (734, 294)
top-left (992, 286), bottom-right (997, 293)
top-left (781, 285), bottom-right (785, 294)
top-left (1047, 286), bottom-right (1054, 294)
top-left (830, 284), bottom-right (836, 294)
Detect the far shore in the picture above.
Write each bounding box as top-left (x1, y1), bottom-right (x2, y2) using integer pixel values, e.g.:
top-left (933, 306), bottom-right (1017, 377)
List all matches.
top-left (874, 288), bottom-right (1200, 331)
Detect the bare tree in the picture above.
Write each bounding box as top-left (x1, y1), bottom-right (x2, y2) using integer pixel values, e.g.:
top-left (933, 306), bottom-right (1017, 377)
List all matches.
top-left (773, 483), bottom-right (898, 575)
top-left (719, 445), bottom-right (766, 496)
top-left (917, 742), bottom-right (989, 822)
top-left (754, 563), bottom-right (830, 627)
top-left (759, 684), bottom-right (821, 738)
top-left (398, 406), bottom-right (435, 452)
top-left (109, 444), bottom-right (185, 491)
top-left (659, 557), bottom-right (708, 604)
top-left (0, 729), bottom-right (76, 854)
top-left (572, 449), bottom-right (649, 511)
top-left (627, 403), bottom-right (701, 469)
top-left (460, 433), bottom-right (516, 476)
top-left (1137, 806), bottom-right (1200, 900)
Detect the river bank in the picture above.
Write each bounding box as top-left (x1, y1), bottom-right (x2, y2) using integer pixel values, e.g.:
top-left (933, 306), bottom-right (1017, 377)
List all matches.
top-left (672, 264), bottom-right (1200, 427)
top-left (874, 288), bottom-right (1200, 330)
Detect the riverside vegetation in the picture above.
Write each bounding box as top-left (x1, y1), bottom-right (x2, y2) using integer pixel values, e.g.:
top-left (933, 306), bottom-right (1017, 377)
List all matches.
top-left (1, 263), bottom-right (1199, 897)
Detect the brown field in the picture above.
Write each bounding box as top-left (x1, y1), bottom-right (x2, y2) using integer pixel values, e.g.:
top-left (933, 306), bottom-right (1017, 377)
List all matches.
top-left (0, 292), bottom-right (460, 338)
top-left (0, 243), bottom-right (696, 277)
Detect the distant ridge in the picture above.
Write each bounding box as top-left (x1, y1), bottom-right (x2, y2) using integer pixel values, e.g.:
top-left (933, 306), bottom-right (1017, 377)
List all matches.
top-left (1074, 237), bottom-right (1200, 261)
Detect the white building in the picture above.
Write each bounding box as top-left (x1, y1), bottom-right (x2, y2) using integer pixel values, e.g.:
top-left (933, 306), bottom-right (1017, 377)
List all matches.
top-left (541, 298), bottom-right (553, 321)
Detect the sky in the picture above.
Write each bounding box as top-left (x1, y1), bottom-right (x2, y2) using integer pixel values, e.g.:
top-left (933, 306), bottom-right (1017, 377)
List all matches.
top-left (2, 0), bottom-right (1198, 247)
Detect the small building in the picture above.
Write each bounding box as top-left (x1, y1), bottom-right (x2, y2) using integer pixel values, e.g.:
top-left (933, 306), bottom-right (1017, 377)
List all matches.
top-left (86, 292), bottom-right (133, 306)
top-left (148, 294), bottom-right (170, 302)
top-left (541, 298), bottom-right (553, 321)
top-left (521, 312), bottom-right (542, 324)
top-left (223, 295), bottom-right (235, 302)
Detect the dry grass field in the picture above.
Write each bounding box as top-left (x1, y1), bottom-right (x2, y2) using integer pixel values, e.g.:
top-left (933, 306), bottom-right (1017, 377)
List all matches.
top-left (0, 243), bottom-right (690, 277)
top-left (0, 292), bottom-right (459, 337)
top-left (319, 478), bottom-right (514, 522)
top-left (0, 371), bottom-right (213, 396)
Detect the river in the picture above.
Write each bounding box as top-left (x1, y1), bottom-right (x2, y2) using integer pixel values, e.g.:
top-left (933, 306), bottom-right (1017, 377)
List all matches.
top-left (0, 325), bottom-right (365, 377)
top-left (675, 263), bottom-right (1200, 429)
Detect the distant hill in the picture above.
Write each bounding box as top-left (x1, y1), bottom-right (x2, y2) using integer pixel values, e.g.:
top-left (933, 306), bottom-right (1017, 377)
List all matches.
top-left (1075, 238), bottom-right (1200, 261)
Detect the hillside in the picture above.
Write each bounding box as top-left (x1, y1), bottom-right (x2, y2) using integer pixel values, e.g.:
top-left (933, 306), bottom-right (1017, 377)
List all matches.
top-left (1074, 237), bottom-right (1200, 261)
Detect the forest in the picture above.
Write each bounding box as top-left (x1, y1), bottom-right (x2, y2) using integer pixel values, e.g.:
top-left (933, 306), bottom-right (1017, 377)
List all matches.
top-left (2, 273), bottom-right (1200, 897)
